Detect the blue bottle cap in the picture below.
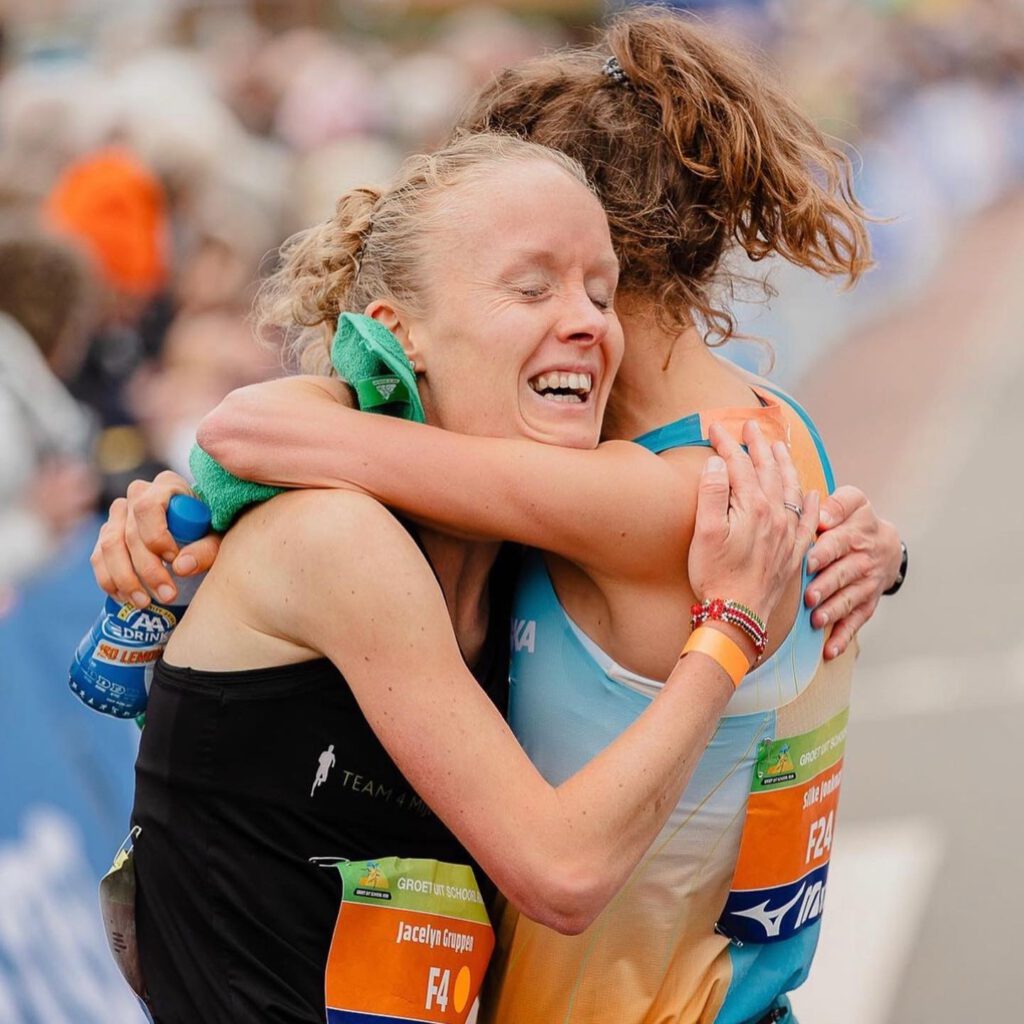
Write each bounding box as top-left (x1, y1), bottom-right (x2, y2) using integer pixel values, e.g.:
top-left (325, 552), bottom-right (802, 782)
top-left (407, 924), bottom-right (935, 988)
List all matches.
top-left (167, 494), bottom-right (212, 544)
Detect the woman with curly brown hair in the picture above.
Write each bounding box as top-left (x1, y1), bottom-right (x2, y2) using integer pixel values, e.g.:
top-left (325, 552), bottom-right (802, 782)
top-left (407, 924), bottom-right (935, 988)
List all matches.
top-left (96, 10), bottom-right (905, 1023)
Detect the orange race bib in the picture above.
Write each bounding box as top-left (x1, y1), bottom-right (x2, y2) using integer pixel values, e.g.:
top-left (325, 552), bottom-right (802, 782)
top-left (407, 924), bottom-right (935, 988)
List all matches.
top-left (324, 857), bottom-right (494, 1024)
top-left (717, 707), bottom-right (848, 944)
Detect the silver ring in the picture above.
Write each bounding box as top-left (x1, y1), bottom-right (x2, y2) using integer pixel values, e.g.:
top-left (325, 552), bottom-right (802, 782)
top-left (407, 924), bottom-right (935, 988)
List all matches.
top-left (783, 501), bottom-right (803, 518)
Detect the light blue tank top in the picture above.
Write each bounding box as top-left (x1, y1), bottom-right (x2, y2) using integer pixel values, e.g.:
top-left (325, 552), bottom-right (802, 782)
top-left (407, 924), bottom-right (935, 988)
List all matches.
top-left (483, 386), bottom-right (855, 1024)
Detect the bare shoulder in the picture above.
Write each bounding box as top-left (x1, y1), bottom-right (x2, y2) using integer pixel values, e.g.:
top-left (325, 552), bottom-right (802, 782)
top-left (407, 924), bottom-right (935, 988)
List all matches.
top-left (214, 489), bottom-right (442, 658)
top-left (729, 363), bottom-right (798, 404)
top-left (228, 488), bottom-right (422, 576)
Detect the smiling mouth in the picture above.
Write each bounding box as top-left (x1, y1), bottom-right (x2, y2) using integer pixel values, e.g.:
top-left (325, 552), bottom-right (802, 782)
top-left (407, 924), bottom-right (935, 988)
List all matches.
top-left (527, 371), bottom-right (593, 405)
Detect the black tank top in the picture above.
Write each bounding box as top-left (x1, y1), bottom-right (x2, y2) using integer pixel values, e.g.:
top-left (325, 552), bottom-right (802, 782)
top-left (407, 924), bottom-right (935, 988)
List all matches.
top-left (132, 544), bottom-right (517, 1024)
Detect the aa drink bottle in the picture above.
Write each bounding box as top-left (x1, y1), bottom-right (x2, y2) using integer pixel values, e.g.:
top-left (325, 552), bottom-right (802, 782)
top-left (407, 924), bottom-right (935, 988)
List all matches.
top-left (69, 493), bottom-right (211, 718)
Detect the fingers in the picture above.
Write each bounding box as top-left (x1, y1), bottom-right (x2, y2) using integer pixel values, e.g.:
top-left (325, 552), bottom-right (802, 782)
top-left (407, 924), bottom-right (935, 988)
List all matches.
top-left (811, 575), bottom-right (877, 631)
top-left (90, 523), bottom-right (118, 597)
top-left (125, 508), bottom-right (178, 604)
top-left (793, 490), bottom-right (820, 570)
top-left (129, 472), bottom-right (194, 563)
top-left (743, 420), bottom-right (784, 509)
top-left (707, 421), bottom-right (758, 509)
top-left (171, 534), bottom-right (222, 577)
top-left (772, 441), bottom-right (804, 512)
top-left (818, 484), bottom-right (867, 530)
top-left (693, 455), bottom-right (731, 547)
top-left (93, 498), bottom-right (150, 607)
top-left (823, 601), bottom-right (873, 660)
top-left (805, 547), bottom-right (868, 610)
top-left (805, 523), bottom-right (852, 576)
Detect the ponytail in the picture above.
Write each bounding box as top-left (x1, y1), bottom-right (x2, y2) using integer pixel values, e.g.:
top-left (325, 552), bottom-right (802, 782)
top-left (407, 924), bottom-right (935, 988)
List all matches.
top-left (460, 9), bottom-right (873, 342)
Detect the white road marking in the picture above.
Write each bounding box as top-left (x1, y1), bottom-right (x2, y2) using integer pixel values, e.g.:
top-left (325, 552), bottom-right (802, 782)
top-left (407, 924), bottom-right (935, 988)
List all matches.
top-left (791, 818), bottom-right (944, 1024)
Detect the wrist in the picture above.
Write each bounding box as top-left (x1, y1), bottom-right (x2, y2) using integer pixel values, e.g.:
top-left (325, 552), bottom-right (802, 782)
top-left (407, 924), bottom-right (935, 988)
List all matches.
top-left (701, 620), bottom-right (759, 668)
top-left (882, 539), bottom-right (908, 596)
top-left (690, 598), bottom-right (767, 663)
top-left (680, 625), bottom-right (752, 689)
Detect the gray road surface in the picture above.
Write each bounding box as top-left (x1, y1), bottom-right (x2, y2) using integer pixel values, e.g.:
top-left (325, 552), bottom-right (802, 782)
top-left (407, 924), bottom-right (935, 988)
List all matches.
top-left (791, 192), bottom-right (1024, 1023)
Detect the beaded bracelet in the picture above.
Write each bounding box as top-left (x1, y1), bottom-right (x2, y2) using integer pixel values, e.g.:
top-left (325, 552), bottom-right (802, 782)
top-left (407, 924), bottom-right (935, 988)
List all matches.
top-left (690, 598), bottom-right (768, 661)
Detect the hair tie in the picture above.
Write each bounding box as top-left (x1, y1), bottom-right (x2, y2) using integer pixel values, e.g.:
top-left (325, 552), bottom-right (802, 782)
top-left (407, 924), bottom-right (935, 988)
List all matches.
top-left (602, 55), bottom-right (632, 89)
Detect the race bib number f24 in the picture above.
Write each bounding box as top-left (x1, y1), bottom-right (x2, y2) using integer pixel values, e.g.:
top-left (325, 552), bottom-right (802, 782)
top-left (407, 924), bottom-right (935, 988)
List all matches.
top-left (718, 707), bottom-right (848, 945)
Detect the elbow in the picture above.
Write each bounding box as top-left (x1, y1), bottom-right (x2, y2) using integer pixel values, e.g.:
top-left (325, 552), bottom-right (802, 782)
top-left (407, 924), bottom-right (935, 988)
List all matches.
top-left (502, 862), bottom-right (611, 936)
top-left (196, 388), bottom-right (261, 477)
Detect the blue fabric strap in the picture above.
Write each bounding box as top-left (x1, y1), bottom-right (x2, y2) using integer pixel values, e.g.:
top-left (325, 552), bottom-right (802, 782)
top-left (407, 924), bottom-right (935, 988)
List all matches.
top-left (632, 413), bottom-right (705, 453)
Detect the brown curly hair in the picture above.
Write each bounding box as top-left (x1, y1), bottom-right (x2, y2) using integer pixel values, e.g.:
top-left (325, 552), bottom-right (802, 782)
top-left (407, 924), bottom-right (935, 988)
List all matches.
top-left (457, 7), bottom-right (872, 344)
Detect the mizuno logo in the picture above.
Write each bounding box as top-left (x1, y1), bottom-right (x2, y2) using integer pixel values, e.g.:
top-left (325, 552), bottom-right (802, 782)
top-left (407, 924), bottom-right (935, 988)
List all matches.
top-left (730, 883), bottom-right (805, 938)
top-left (374, 380), bottom-right (398, 401)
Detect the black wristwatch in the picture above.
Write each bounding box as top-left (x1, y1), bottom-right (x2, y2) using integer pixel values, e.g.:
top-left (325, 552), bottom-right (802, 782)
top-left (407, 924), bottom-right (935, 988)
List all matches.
top-left (882, 541), bottom-right (908, 596)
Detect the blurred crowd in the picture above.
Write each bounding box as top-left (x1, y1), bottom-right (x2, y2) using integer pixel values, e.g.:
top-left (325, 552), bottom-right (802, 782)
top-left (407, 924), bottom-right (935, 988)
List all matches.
top-left (0, 0), bottom-right (1021, 601)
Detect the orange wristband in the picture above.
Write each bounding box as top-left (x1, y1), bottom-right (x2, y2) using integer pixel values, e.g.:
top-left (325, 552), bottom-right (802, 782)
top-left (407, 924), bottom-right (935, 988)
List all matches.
top-left (681, 626), bottom-right (751, 688)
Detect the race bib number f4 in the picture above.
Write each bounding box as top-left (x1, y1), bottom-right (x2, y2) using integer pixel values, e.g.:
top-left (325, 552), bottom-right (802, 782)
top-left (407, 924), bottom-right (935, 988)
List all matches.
top-left (718, 707), bottom-right (848, 944)
top-left (324, 857), bottom-right (494, 1024)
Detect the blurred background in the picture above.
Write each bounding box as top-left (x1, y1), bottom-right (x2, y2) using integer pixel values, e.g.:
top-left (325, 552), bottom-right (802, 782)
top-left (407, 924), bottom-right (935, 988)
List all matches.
top-left (0, 1), bottom-right (1020, 1021)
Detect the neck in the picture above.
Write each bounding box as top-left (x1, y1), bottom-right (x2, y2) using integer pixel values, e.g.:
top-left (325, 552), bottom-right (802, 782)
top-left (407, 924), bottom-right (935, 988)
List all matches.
top-left (601, 297), bottom-right (752, 440)
top-left (416, 528), bottom-right (502, 665)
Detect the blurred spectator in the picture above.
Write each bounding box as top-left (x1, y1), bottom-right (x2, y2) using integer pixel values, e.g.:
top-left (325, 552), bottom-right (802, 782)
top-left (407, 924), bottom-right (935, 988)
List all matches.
top-left (45, 146), bottom-right (168, 303)
top-left (0, 230), bottom-right (99, 588)
top-left (44, 145), bottom-right (173, 429)
top-left (125, 309), bottom-right (280, 479)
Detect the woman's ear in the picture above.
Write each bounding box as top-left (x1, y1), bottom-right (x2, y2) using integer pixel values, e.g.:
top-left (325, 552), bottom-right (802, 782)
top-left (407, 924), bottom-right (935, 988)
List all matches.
top-left (364, 300), bottom-right (422, 373)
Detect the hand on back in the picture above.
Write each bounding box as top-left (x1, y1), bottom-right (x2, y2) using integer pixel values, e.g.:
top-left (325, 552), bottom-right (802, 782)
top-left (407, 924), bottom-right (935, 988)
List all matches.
top-left (805, 485), bottom-right (903, 660)
top-left (688, 420), bottom-right (819, 630)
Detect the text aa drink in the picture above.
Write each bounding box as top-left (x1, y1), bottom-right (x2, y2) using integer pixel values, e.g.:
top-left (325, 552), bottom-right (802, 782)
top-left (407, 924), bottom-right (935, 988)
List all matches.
top-left (69, 494), bottom-right (210, 719)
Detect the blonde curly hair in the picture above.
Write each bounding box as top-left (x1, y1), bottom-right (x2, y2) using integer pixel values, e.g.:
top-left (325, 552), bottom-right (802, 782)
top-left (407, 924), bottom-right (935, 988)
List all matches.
top-left (255, 132), bottom-right (593, 375)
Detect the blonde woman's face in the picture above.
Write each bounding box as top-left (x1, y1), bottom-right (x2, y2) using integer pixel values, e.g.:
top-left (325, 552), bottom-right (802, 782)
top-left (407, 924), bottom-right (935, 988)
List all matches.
top-left (407, 160), bottom-right (623, 449)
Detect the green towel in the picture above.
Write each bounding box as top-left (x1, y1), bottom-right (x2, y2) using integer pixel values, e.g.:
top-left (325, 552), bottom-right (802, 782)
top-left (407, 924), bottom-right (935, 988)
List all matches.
top-left (190, 313), bottom-right (424, 532)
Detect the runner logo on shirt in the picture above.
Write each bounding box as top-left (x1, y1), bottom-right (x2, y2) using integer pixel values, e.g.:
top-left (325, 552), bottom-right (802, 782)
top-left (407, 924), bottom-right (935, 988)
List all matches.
top-left (311, 743), bottom-right (337, 797)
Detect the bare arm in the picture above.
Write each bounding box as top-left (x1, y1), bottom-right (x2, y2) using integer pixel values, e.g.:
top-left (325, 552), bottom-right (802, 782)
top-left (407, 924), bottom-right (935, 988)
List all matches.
top-left (96, 376), bottom-right (900, 650)
top-left (198, 378), bottom-right (688, 581)
top-left (246, 439), bottom-right (814, 934)
top-left (278, 491), bottom-right (729, 934)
